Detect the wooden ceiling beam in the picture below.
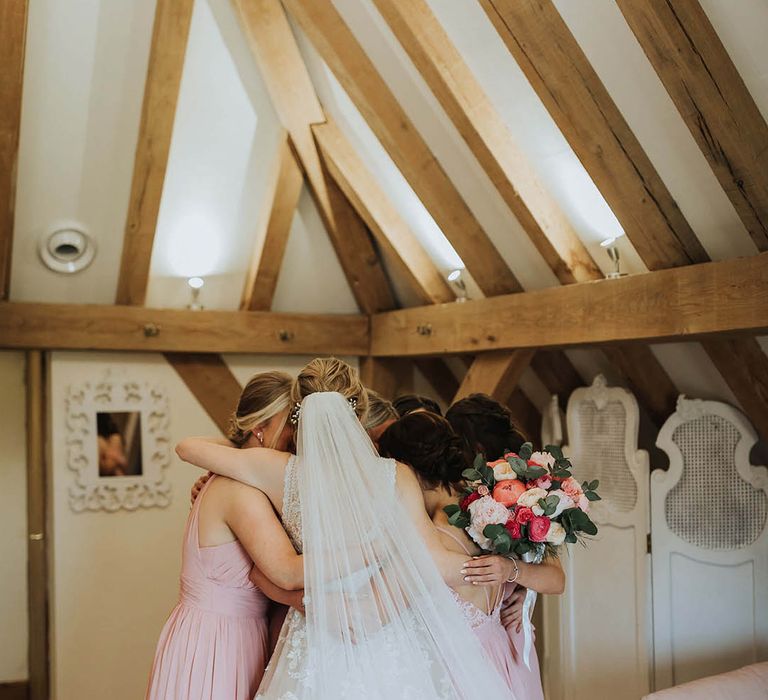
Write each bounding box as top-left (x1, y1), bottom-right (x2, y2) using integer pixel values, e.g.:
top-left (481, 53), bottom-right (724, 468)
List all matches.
top-left (370, 252), bottom-right (768, 356)
top-left (313, 120), bottom-right (454, 305)
top-left (0, 302), bottom-right (368, 355)
top-left (454, 349), bottom-right (535, 404)
top-left (373, 0), bottom-right (600, 285)
top-left (483, 0), bottom-right (768, 434)
top-left (240, 132), bottom-right (304, 311)
top-left (359, 356), bottom-right (413, 400)
top-left (617, 0), bottom-right (768, 252)
top-left (480, 0), bottom-right (707, 269)
top-left (283, 0), bottom-right (522, 296)
top-left (234, 0), bottom-right (394, 314)
top-left (0, 0), bottom-right (28, 300)
top-left (165, 354), bottom-right (242, 435)
top-left (115, 0), bottom-right (194, 305)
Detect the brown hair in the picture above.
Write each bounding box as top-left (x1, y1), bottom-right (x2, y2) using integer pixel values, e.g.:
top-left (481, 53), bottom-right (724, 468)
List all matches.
top-left (228, 371), bottom-right (293, 447)
top-left (445, 393), bottom-right (526, 462)
top-left (291, 357), bottom-right (369, 421)
top-left (364, 390), bottom-right (398, 431)
top-left (378, 412), bottom-right (467, 490)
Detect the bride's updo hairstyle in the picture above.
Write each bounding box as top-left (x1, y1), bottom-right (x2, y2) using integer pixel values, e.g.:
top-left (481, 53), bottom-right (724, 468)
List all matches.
top-left (228, 371), bottom-right (293, 447)
top-left (291, 357), bottom-right (369, 423)
top-left (445, 393), bottom-right (526, 462)
top-left (378, 411), bottom-right (467, 490)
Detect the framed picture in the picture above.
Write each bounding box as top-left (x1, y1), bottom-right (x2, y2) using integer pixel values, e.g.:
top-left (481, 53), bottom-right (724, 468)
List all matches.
top-left (65, 374), bottom-right (172, 512)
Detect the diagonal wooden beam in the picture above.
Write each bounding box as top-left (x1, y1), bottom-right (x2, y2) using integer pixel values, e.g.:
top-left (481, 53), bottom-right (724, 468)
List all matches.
top-left (454, 349), bottom-right (535, 403)
top-left (480, 0), bottom-right (707, 270)
top-left (359, 356), bottom-right (413, 400)
top-left (371, 0), bottom-right (686, 419)
top-left (283, 0), bottom-right (522, 296)
top-left (508, 388), bottom-right (543, 443)
top-left (373, 0), bottom-right (600, 285)
top-left (233, 0), bottom-right (394, 314)
top-left (482, 0), bottom-right (768, 437)
top-left (241, 132), bottom-right (304, 311)
top-left (0, 0), bottom-right (28, 300)
top-left (165, 353), bottom-right (242, 434)
top-left (115, 0), bottom-right (194, 305)
top-left (617, 0), bottom-right (768, 252)
top-left (313, 120), bottom-right (454, 305)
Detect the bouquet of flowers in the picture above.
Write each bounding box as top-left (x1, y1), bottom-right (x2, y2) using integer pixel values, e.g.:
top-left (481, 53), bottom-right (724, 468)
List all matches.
top-left (444, 442), bottom-right (600, 560)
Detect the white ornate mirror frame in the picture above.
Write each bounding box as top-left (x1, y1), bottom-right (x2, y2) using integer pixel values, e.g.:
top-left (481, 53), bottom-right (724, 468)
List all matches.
top-left (65, 373), bottom-right (172, 512)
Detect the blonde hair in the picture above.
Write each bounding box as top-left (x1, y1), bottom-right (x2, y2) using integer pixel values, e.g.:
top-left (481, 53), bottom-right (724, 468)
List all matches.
top-left (229, 371), bottom-right (293, 447)
top-left (291, 357), bottom-right (368, 422)
top-left (364, 390), bottom-right (398, 431)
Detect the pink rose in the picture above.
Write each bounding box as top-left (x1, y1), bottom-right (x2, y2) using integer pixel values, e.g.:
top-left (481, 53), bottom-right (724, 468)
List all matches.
top-left (529, 515), bottom-right (551, 542)
top-left (505, 518), bottom-right (522, 539)
top-left (561, 477), bottom-right (584, 501)
top-left (478, 484), bottom-right (490, 497)
top-left (515, 506), bottom-right (534, 525)
top-left (529, 475), bottom-right (552, 490)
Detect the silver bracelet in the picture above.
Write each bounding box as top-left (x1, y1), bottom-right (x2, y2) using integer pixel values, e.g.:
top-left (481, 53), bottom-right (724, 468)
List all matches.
top-left (506, 558), bottom-right (520, 584)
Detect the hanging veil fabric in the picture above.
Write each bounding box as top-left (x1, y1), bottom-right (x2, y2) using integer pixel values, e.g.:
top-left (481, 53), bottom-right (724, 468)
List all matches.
top-left (256, 391), bottom-right (512, 699)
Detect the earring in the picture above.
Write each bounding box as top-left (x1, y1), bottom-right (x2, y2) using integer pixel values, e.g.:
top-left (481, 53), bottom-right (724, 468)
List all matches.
top-left (256, 431), bottom-right (264, 445)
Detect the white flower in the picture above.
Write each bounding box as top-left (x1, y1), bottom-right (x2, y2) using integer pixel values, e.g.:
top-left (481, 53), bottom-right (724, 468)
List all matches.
top-left (466, 496), bottom-right (510, 549)
top-left (546, 522), bottom-right (566, 545)
top-left (547, 489), bottom-right (575, 517)
top-left (529, 451), bottom-right (556, 469)
top-left (516, 487), bottom-right (548, 516)
top-left (492, 460), bottom-right (516, 482)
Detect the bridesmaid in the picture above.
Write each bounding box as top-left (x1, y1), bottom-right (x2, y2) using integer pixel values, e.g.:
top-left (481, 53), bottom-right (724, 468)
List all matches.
top-left (146, 371), bottom-right (305, 700)
top-left (447, 393), bottom-right (559, 700)
top-left (363, 389), bottom-right (398, 449)
top-left (379, 410), bottom-right (564, 698)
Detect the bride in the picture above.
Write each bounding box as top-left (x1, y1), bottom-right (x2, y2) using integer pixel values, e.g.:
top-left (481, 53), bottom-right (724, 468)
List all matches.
top-left (176, 358), bottom-right (516, 699)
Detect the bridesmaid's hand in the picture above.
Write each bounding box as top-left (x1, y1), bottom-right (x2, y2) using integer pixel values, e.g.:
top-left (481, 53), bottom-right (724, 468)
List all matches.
top-left (190, 472), bottom-right (211, 505)
top-left (501, 589), bottom-right (526, 632)
top-left (461, 555), bottom-right (515, 586)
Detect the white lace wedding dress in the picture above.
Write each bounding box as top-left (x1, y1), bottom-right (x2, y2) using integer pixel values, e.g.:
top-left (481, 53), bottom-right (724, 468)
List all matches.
top-left (255, 392), bottom-right (513, 700)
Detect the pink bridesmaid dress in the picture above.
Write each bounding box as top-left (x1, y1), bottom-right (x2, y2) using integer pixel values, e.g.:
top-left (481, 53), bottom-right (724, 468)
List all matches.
top-left (146, 476), bottom-right (270, 700)
top-left (438, 528), bottom-right (544, 699)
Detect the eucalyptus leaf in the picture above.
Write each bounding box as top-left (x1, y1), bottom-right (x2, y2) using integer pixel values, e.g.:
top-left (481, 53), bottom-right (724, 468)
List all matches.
top-left (462, 468), bottom-right (482, 482)
top-left (518, 442), bottom-right (533, 460)
top-left (483, 524), bottom-right (506, 539)
top-left (443, 504), bottom-right (460, 517)
top-left (473, 453), bottom-right (487, 471)
top-left (586, 491), bottom-right (601, 502)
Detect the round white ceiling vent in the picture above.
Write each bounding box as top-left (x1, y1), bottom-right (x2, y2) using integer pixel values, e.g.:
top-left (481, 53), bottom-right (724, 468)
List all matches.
top-left (38, 227), bottom-right (96, 273)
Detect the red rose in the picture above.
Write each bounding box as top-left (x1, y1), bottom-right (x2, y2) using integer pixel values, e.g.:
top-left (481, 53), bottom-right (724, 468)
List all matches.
top-left (504, 452), bottom-right (519, 460)
top-left (529, 515), bottom-right (551, 542)
top-left (460, 491), bottom-right (481, 511)
top-left (515, 506), bottom-right (534, 525)
top-left (505, 518), bottom-right (522, 539)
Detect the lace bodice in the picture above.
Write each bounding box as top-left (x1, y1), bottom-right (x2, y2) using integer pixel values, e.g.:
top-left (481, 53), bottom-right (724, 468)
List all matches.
top-left (281, 454), bottom-right (397, 555)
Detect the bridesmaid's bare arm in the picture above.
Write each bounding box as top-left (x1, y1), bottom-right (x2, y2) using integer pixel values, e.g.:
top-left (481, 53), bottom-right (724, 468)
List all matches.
top-left (225, 482), bottom-right (304, 591)
top-left (176, 438), bottom-right (289, 506)
top-left (249, 566), bottom-right (304, 610)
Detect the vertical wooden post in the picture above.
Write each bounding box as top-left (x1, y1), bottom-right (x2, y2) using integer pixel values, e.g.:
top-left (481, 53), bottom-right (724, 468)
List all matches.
top-left (26, 350), bottom-right (49, 700)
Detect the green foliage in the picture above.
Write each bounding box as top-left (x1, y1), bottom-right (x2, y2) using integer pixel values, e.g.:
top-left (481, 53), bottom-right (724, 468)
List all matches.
top-left (537, 494), bottom-right (561, 517)
top-left (518, 442), bottom-right (533, 460)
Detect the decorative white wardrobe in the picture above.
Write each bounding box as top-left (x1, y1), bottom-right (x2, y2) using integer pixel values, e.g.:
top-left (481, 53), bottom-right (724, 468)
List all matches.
top-left (545, 375), bottom-right (652, 700)
top-left (652, 397), bottom-right (768, 690)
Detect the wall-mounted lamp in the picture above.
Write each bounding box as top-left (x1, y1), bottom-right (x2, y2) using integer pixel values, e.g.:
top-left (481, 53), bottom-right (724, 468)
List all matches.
top-left (187, 276), bottom-right (204, 310)
top-left (447, 268), bottom-right (468, 302)
top-left (600, 237), bottom-right (625, 279)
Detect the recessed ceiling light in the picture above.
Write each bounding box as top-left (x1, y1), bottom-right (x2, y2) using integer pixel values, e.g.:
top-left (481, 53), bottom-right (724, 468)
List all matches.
top-left (38, 227), bottom-right (96, 273)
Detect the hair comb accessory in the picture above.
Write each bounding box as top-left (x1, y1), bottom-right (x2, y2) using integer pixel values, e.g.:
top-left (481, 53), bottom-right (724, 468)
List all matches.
top-left (289, 401), bottom-right (302, 426)
top-left (348, 397), bottom-right (358, 411)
